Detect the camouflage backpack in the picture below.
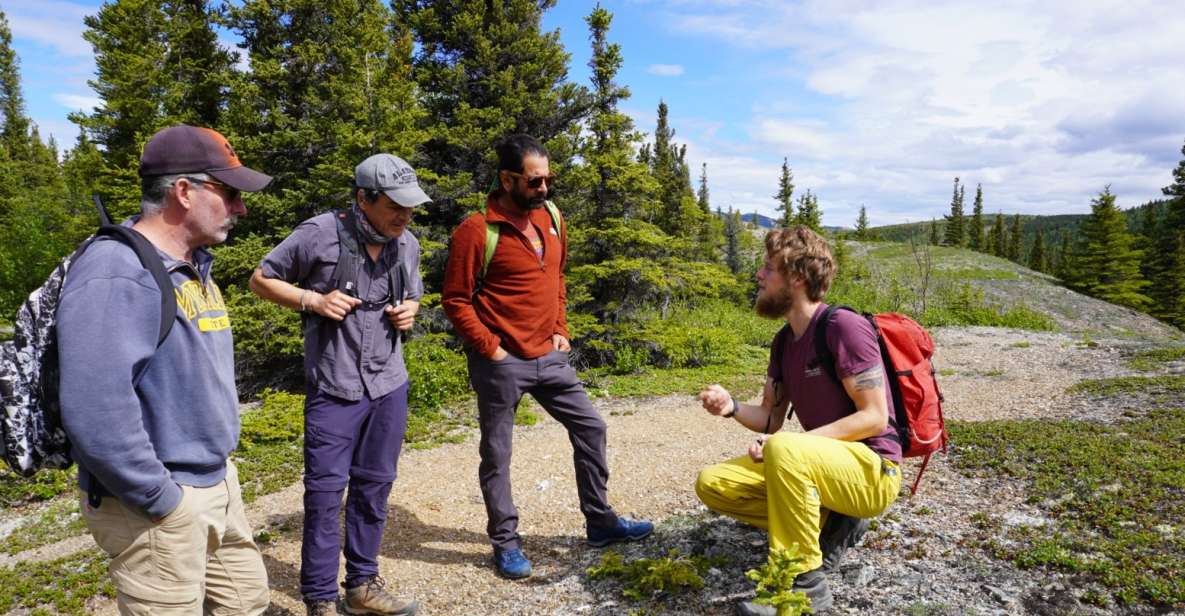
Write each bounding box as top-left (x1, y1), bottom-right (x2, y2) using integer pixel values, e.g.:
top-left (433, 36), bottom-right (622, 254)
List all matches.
top-left (0, 223), bottom-right (175, 476)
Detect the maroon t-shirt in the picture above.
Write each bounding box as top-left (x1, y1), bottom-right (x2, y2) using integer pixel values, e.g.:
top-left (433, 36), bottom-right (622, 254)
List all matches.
top-left (766, 304), bottom-right (902, 463)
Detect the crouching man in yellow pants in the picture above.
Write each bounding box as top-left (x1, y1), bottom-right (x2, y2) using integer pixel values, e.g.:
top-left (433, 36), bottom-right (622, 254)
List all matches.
top-left (696, 226), bottom-right (902, 616)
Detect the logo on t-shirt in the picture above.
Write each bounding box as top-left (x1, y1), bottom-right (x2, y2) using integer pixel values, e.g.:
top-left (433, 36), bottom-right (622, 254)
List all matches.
top-left (804, 357), bottom-right (824, 378)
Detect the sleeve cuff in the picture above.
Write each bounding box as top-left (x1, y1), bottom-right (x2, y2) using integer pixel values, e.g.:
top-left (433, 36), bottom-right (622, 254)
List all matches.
top-left (142, 480), bottom-right (184, 520)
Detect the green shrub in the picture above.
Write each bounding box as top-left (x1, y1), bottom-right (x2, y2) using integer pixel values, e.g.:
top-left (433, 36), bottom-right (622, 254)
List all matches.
top-left (950, 407), bottom-right (1185, 609)
top-left (646, 322), bottom-right (743, 368)
top-left (587, 549), bottom-right (722, 601)
top-left (0, 465), bottom-right (75, 507)
top-left (745, 546), bottom-right (812, 615)
top-left (0, 549), bottom-right (114, 614)
top-left (405, 334), bottom-right (470, 412)
top-left (224, 285), bottom-right (304, 396)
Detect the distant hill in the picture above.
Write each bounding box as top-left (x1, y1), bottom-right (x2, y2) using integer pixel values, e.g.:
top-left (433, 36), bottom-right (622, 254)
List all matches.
top-left (739, 212), bottom-right (777, 229)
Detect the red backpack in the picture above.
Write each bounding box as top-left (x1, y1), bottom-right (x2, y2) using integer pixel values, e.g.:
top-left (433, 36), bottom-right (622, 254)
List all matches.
top-left (812, 305), bottom-right (949, 495)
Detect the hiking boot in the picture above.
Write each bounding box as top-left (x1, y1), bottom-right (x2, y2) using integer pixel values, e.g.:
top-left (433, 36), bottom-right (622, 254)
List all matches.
top-left (493, 547), bottom-right (533, 579)
top-left (735, 567), bottom-right (833, 615)
top-left (305, 599), bottom-right (336, 616)
top-left (342, 576), bottom-right (418, 615)
top-left (586, 517), bottom-right (654, 547)
top-left (820, 511), bottom-right (871, 573)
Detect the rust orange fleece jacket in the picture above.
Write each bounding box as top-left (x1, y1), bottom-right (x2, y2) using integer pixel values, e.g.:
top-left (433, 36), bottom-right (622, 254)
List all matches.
top-left (442, 193), bottom-right (569, 359)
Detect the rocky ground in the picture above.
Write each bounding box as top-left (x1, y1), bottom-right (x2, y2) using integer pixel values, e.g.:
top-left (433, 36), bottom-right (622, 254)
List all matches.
top-left (16, 318), bottom-right (1175, 616)
top-left (4, 260), bottom-right (1184, 615)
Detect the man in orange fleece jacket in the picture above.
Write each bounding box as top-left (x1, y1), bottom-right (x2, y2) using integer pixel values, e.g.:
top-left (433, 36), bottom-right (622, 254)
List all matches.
top-left (442, 134), bottom-right (652, 580)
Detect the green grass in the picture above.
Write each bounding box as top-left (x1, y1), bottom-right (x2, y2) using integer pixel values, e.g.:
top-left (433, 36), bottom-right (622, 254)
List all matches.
top-left (1066, 375), bottom-right (1185, 399)
top-left (1126, 347), bottom-right (1185, 372)
top-left (583, 343), bottom-right (769, 399)
top-left (1010, 341), bottom-right (1031, 348)
top-left (0, 466), bottom-right (75, 508)
top-left (950, 406), bottom-right (1185, 609)
top-left (0, 549), bottom-right (114, 614)
top-left (0, 498), bottom-right (87, 555)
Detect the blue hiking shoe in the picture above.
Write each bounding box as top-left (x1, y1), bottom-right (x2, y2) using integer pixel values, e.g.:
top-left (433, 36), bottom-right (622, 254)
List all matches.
top-left (586, 517), bottom-right (654, 547)
top-left (493, 548), bottom-right (532, 579)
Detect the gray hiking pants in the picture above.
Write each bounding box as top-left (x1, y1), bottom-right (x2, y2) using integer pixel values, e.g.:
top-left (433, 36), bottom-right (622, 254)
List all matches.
top-left (468, 350), bottom-right (618, 551)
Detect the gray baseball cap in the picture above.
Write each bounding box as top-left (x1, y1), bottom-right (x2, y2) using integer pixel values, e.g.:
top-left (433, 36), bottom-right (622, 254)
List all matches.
top-left (354, 153), bottom-right (431, 207)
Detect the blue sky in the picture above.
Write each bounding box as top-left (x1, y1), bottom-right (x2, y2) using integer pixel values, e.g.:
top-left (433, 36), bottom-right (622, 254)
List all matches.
top-left (6, 0), bottom-right (1185, 227)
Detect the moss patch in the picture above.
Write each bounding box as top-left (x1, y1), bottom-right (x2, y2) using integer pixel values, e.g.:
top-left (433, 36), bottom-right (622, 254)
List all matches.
top-left (950, 407), bottom-right (1185, 609)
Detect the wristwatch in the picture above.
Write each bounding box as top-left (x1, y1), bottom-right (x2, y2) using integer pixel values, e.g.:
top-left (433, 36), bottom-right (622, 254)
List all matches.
top-left (722, 396), bottom-right (740, 418)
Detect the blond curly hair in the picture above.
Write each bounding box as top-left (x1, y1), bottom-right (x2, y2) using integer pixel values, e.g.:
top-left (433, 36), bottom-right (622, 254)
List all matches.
top-left (763, 226), bottom-right (836, 302)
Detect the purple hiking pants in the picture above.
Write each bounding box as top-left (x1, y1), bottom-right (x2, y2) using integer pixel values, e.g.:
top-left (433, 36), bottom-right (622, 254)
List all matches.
top-left (468, 350), bottom-right (618, 551)
top-left (300, 383), bottom-right (408, 602)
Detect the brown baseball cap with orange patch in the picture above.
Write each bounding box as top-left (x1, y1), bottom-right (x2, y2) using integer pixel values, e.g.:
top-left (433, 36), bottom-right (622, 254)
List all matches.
top-left (139, 124), bottom-right (272, 192)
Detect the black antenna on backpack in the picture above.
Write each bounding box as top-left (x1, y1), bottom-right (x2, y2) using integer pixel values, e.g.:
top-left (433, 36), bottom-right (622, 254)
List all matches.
top-left (92, 194), bottom-right (112, 226)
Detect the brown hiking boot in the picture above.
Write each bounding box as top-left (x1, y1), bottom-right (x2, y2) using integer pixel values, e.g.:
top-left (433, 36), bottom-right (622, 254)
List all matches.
top-left (343, 576), bottom-right (419, 616)
top-left (305, 599), bottom-right (335, 616)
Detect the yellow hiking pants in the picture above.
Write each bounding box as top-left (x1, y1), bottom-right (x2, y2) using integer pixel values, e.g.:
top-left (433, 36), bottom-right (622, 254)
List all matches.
top-left (695, 432), bottom-right (901, 572)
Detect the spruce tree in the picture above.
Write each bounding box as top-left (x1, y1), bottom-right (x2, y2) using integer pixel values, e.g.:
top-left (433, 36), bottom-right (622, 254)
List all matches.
top-left (1054, 231), bottom-right (1073, 283)
top-left (0, 11), bottom-right (30, 162)
top-left (724, 207), bottom-right (742, 274)
top-left (1070, 187), bottom-right (1150, 310)
top-left (0, 12), bottom-right (76, 315)
top-left (992, 213), bottom-right (1007, 257)
top-left (943, 177), bottom-right (965, 247)
top-left (227, 0), bottom-right (423, 239)
top-left (1149, 140), bottom-right (1185, 327)
top-left (968, 183), bottom-right (985, 252)
top-left (1028, 229), bottom-right (1046, 272)
top-left (1007, 213), bottom-right (1023, 261)
top-left (929, 218), bottom-right (939, 245)
top-left (74, 0), bottom-right (236, 219)
top-left (576, 5), bottom-right (653, 225)
top-left (774, 157), bottom-right (794, 227)
top-left (394, 0), bottom-right (590, 227)
top-left (794, 190), bottom-right (822, 234)
top-left (697, 163), bottom-right (710, 213)
top-left (855, 205), bottom-right (869, 240)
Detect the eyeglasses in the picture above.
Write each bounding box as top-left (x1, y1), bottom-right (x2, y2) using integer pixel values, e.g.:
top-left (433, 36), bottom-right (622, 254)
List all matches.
top-left (504, 170), bottom-right (556, 189)
top-left (182, 177), bottom-right (241, 202)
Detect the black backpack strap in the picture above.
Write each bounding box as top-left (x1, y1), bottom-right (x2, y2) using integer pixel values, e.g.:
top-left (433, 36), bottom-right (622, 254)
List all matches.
top-left (330, 209), bottom-right (364, 297)
top-left (813, 304), bottom-right (859, 384)
top-left (94, 225), bottom-right (176, 346)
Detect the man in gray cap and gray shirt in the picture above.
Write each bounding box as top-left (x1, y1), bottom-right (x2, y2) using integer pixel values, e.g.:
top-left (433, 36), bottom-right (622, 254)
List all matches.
top-left (250, 153), bottom-right (428, 616)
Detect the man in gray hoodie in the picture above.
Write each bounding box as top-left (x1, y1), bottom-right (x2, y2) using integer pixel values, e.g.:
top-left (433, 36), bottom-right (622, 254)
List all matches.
top-left (56, 125), bottom-right (273, 615)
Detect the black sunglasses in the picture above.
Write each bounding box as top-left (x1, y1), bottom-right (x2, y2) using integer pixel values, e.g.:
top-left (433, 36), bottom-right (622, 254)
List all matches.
top-left (505, 170), bottom-right (557, 189)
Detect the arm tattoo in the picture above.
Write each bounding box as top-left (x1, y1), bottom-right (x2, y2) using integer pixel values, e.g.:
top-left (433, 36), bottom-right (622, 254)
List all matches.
top-left (852, 366), bottom-right (884, 391)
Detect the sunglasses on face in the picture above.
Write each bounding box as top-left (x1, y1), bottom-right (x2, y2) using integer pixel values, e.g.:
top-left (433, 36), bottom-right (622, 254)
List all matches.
top-left (183, 177), bottom-right (241, 202)
top-left (505, 170), bottom-right (557, 189)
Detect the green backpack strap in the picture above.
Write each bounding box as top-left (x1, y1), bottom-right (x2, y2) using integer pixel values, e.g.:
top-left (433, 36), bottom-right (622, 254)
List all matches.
top-left (478, 200), bottom-right (564, 281)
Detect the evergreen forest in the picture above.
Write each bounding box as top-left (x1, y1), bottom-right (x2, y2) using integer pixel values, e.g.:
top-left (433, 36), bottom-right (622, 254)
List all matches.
top-left (0, 0), bottom-right (1183, 415)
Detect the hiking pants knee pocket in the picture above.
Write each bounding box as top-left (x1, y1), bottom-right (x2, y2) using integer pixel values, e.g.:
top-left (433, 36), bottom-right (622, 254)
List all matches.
top-left (82, 488), bottom-right (205, 609)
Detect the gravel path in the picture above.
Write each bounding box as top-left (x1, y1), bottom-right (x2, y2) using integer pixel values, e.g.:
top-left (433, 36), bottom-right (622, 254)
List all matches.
top-left (35, 320), bottom-right (1177, 616)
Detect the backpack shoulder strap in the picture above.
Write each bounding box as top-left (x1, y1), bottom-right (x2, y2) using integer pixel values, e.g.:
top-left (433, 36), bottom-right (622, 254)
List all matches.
top-left (543, 200), bottom-right (564, 243)
top-left (94, 225), bottom-right (176, 347)
top-left (813, 304), bottom-right (859, 383)
top-left (482, 218), bottom-right (500, 281)
top-left (769, 323), bottom-right (792, 383)
top-left (330, 209), bottom-right (363, 297)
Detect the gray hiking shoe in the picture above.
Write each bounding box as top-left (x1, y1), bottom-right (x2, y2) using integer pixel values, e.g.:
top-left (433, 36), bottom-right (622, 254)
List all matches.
top-left (736, 567), bottom-right (833, 615)
top-left (820, 511), bottom-right (871, 573)
top-left (343, 576), bottom-right (418, 615)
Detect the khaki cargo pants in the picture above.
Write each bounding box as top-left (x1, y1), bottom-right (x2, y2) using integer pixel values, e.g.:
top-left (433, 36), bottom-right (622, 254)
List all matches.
top-left (81, 461), bottom-right (270, 615)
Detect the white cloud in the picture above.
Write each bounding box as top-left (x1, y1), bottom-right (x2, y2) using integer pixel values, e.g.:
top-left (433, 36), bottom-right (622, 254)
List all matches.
top-left (648, 64), bottom-right (685, 77)
top-left (653, 0), bottom-right (1185, 225)
top-left (5, 0), bottom-right (94, 58)
top-left (53, 93), bottom-right (103, 113)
